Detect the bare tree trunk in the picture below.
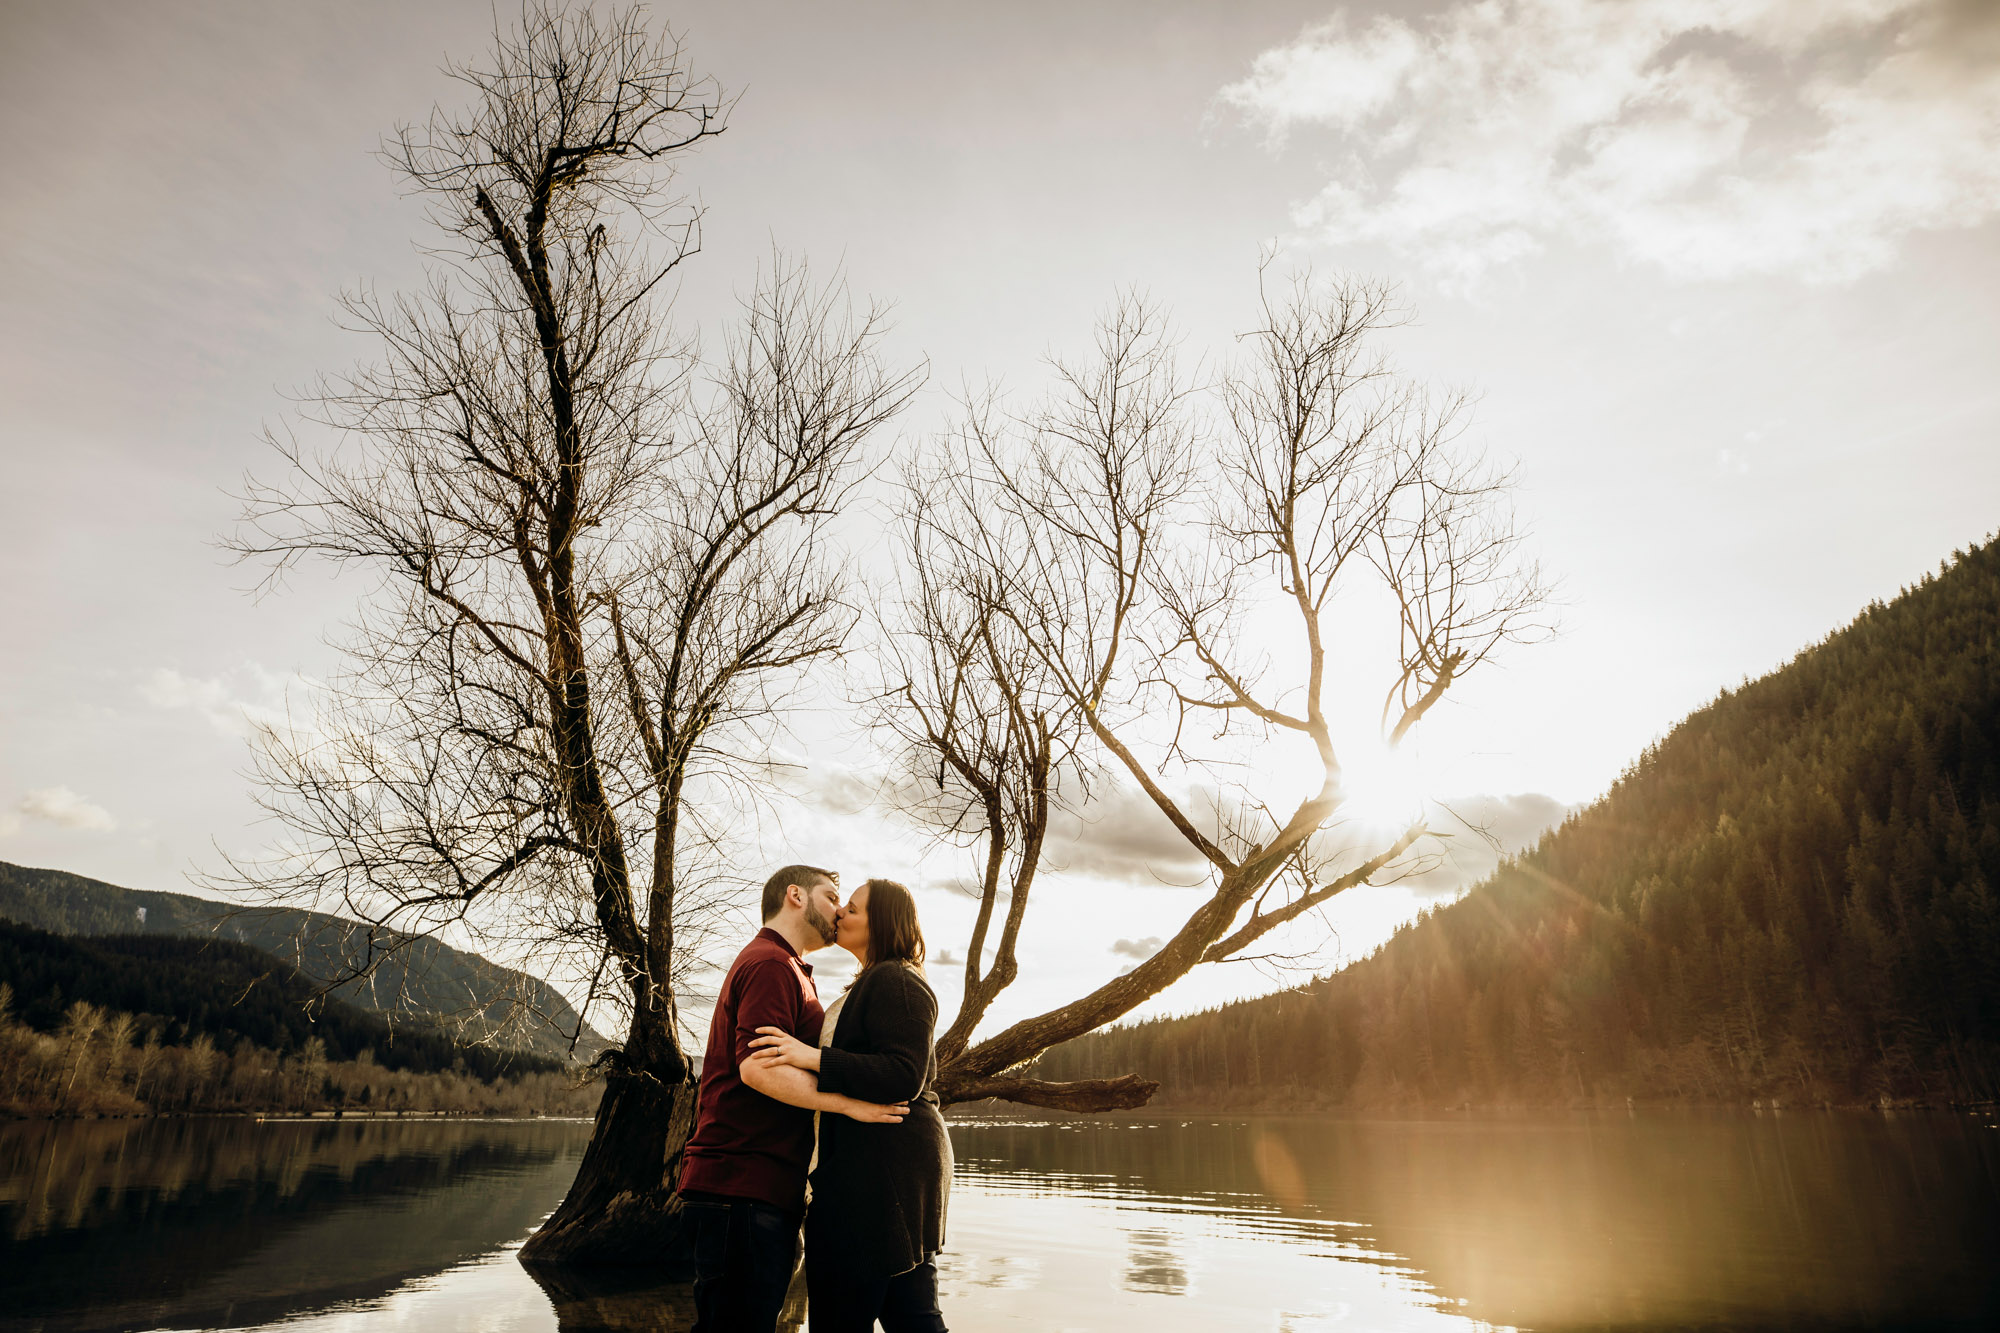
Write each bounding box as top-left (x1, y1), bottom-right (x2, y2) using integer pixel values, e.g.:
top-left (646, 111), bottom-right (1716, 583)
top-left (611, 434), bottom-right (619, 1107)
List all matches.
top-left (938, 1071), bottom-right (1158, 1112)
top-left (521, 1011), bottom-right (697, 1266)
top-left (227, 6), bottom-right (915, 1266)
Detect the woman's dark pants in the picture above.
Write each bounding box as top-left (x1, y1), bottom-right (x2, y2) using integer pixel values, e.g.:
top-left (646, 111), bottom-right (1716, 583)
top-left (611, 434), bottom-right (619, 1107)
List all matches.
top-left (685, 1196), bottom-right (800, 1333)
top-left (805, 1253), bottom-right (948, 1333)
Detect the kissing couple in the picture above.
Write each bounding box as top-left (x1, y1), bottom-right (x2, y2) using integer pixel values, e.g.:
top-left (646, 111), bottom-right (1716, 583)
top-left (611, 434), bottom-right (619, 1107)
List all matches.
top-left (675, 865), bottom-right (951, 1332)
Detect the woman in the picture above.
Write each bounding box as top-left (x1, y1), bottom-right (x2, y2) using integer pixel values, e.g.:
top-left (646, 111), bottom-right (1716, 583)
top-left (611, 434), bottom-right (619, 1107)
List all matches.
top-left (750, 878), bottom-right (950, 1333)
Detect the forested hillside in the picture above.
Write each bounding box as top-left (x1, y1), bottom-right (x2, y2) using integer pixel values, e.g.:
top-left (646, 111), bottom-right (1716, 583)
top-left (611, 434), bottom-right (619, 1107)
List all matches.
top-left (0, 862), bottom-right (603, 1062)
top-left (0, 921), bottom-right (602, 1118)
top-left (0, 919), bottom-right (555, 1080)
top-left (1040, 538), bottom-right (2000, 1109)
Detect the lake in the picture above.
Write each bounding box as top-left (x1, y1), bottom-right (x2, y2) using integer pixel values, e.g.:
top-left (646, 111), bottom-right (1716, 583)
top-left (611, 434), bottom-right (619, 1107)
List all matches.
top-left (2, 1110), bottom-right (1996, 1332)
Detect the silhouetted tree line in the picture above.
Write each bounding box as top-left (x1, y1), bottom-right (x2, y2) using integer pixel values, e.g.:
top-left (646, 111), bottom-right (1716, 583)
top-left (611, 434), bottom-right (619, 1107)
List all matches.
top-left (1039, 538), bottom-right (2000, 1109)
top-left (0, 920), bottom-right (601, 1117)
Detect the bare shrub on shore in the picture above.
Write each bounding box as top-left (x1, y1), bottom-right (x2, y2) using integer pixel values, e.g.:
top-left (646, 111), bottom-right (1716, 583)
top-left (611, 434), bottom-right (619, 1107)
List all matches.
top-left (0, 985), bottom-right (599, 1119)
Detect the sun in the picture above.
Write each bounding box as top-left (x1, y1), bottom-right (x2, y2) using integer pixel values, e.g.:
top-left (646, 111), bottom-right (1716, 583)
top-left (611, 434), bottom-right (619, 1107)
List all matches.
top-left (1262, 732), bottom-right (1433, 835)
top-left (1334, 736), bottom-right (1433, 832)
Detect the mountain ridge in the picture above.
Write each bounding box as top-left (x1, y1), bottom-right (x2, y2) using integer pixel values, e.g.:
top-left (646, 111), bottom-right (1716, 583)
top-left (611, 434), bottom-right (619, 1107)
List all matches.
top-left (0, 917), bottom-right (562, 1081)
top-left (0, 860), bottom-right (607, 1064)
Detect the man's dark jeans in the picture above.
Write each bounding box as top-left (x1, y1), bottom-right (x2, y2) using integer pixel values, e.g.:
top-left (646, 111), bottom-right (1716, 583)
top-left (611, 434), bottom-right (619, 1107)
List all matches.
top-left (683, 1194), bottom-right (800, 1333)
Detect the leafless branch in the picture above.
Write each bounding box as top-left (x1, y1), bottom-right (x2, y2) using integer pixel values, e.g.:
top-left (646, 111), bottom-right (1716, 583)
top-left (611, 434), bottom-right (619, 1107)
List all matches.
top-left (873, 273), bottom-right (1549, 1109)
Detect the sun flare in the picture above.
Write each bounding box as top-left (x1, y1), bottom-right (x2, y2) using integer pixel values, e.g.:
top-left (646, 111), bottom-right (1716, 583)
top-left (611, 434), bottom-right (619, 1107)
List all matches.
top-left (1263, 734), bottom-right (1434, 835)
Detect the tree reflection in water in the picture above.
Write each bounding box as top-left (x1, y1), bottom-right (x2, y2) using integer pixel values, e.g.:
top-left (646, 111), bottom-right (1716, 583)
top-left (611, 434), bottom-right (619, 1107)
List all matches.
top-left (4, 1111), bottom-right (1997, 1333)
top-left (1122, 1227), bottom-right (1188, 1295)
top-left (0, 1118), bottom-right (589, 1333)
top-left (523, 1265), bottom-right (804, 1333)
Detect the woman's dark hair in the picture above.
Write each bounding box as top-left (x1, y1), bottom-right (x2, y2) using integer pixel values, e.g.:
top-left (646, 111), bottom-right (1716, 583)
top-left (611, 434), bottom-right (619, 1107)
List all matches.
top-left (861, 877), bottom-right (925, 969)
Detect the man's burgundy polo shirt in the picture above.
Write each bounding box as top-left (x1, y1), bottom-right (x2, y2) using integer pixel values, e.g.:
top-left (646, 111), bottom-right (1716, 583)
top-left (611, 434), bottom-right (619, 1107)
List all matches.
top-left (678, 927), bottom-right (825, 1213)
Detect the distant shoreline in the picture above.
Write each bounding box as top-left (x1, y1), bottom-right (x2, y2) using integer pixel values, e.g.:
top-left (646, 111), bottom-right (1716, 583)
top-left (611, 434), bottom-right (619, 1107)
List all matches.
top-left (1, 1109), bottom-right (601, 1124)
top-left (952, 1096), bottom-right (2000, 1117)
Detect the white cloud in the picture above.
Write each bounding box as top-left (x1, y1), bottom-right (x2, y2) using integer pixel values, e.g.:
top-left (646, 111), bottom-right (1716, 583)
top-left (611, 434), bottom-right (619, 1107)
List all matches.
top-left (1396, 791), bottom-right (1574, 895)
top-left (1220, 0), bottom-right (2000, 283)
top-left (140, 664), bottom-right (296, 738)
top-left (18, 786), bottom-right (117, 832)
top-left (1111, 935), bottom-right (1165, 960)
top-left (775, 747), bottom-right (923, 816)
top-left (775, 750), bottom-right (1216, 889)
top-left (1046, 783), bottom-right (1216, 887)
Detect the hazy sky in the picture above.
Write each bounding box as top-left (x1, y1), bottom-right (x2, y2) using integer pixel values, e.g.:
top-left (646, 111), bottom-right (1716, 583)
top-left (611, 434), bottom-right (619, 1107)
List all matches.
top-left (4, 0), bottom-right (1997, 1029)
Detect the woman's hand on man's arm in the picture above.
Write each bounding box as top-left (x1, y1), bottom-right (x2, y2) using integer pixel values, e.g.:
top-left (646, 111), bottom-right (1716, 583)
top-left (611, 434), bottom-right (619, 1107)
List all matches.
top-left (749, 1026), bottom-right (821, 1072)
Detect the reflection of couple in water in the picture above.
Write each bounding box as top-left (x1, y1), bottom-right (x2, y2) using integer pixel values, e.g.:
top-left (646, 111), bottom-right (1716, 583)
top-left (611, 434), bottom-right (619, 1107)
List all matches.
top-left (675, 866), bottom-right (950, 1332)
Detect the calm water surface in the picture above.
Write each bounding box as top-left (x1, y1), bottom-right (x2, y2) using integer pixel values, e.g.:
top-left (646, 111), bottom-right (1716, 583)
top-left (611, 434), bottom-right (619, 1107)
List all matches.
top-left (1, 1110), bottom-right (1995, 1332)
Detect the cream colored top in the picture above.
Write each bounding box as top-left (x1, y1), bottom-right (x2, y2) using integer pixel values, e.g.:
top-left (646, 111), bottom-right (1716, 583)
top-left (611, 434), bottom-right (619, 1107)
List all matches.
top-left (807, 987), bottom-right (850, 1183)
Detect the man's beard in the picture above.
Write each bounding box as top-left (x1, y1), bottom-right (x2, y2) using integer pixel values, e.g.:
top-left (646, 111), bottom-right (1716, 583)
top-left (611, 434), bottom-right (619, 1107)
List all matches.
top-left (804, 898), bottom-right (838, 946)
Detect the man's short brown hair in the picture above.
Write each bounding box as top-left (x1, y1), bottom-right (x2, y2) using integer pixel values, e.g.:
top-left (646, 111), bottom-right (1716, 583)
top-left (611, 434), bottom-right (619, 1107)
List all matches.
top-left (762, 864), bottom-right (837, 921)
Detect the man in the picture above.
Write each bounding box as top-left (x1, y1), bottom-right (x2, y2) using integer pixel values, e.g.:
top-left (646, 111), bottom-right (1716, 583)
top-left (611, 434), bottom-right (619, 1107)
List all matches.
top-left (678, 864), bottom-right (898, 1332)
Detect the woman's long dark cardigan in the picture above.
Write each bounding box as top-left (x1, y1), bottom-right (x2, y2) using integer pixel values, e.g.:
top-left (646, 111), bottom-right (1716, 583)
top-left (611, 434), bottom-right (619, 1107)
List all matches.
top-left (809, 961), bottom-right (950, 1277)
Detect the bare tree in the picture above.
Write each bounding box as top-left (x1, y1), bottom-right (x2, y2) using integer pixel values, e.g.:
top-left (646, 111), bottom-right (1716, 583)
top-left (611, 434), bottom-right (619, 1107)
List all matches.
top-left (228, 5), bottom-right (917, 1263)
top-left (881, 276), bottom-right (1550, 1112)
top-left (876, 448), bottom-right (1087, 1071)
